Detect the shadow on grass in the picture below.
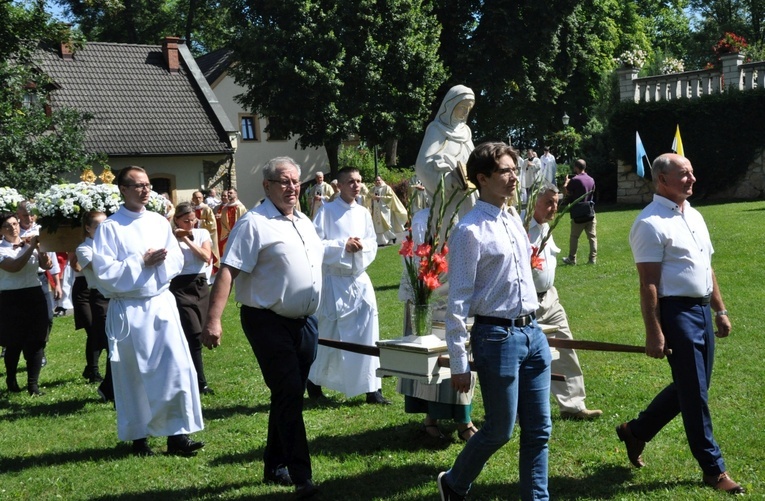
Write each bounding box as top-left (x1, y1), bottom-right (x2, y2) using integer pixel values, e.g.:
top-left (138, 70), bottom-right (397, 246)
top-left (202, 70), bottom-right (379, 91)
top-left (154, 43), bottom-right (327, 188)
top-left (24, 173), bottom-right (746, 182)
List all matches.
top-left (200, 402), bottom-right (269, 420)
top-left (86, 481), bottom-right (260, 501)
top-left (0, 445), bottom-right (127, 473)
top-left (472, 465), bottom-right (699, 500)
top-left (0, 395), bottom-right (92, 421)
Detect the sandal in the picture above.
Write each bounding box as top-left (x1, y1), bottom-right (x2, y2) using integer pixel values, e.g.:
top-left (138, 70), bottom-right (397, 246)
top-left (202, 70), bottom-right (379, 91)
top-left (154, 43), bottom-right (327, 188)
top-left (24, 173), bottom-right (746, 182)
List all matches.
top-left (422, 420), bottom-right (445, 439)
top-left (458, 424), bottom-right (478, 442)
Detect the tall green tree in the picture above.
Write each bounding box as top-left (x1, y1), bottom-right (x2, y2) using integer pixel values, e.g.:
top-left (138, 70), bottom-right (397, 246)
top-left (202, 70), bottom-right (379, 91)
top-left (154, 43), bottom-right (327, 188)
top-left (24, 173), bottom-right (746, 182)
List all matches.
top-left (227, 0), bottom-right (445, 175)
top-left (1, 1), bottom-right (100, 195)
top-left (54, 0), bottom-right (232, 53)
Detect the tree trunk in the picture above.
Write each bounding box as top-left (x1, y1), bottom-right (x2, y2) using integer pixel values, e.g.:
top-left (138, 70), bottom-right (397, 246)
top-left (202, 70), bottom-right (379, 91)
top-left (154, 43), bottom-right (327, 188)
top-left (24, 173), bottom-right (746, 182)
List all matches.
top-left (384, 138), bottom-right (398, 166)
top-left (325, 142), bottom-right (340, 179)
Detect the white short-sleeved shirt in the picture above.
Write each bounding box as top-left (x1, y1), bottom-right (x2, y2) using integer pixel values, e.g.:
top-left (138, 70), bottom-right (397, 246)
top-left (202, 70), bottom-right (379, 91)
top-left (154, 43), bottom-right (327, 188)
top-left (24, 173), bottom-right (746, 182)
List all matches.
top-left (528, 217), bottom-right (560, 293)
top-left (222, 199), bottom-right (323, 319)
top-left (0, 240), bottom-right (43, 290)
top-left (629, 194), bottom-right (713, 298)
top-left (178, 228), bottom-right (211, 276)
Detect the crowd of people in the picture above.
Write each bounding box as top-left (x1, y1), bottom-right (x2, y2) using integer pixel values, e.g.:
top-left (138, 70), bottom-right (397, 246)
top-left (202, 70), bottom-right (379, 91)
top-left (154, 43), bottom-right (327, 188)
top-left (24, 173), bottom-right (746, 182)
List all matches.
top-left (0, 83), bottom-right (745, 498)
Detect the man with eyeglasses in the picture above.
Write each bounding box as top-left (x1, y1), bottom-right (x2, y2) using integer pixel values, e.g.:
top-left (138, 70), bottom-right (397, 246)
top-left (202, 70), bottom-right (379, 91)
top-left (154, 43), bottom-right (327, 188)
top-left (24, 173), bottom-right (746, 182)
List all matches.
top-left (202, 156), bottom-right (323, 498)
top-left (91, 166), bottom-right (204, 458)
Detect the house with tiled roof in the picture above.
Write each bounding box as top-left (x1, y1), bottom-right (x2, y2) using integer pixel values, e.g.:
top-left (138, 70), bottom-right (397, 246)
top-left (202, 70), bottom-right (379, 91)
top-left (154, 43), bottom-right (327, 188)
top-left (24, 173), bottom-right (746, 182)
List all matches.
top-left (196, 49), bottom-right (328, 208)
top-left (33, 37), bottom-right (237, 204)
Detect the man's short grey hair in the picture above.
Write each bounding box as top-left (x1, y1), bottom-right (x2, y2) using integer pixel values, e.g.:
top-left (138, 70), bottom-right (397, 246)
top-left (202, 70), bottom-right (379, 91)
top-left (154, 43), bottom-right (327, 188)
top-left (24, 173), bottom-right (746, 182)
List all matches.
top-left (263, 157), bottom-right (301, 182)
top-left (651, 154), bottom-right (674, 180)
top-left (537, 181), bottom-right (559, 198)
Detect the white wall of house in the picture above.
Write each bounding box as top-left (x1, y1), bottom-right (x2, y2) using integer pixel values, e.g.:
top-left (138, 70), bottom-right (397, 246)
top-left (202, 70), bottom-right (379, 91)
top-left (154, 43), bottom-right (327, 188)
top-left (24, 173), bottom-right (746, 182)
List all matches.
top-left (210, 72), bottom-right (329, 209)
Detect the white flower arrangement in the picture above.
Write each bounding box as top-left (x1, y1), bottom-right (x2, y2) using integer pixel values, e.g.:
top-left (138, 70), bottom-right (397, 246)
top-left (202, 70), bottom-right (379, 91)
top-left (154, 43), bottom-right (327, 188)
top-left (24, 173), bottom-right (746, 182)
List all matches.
top-left (617, 47), bottom-right (647, 69)
top-left (0, 187), bottom-right (26, 214)
top-left (660, 57), bottom-right (685, 74)
top-left (33, 182), bottom-right (168, 231)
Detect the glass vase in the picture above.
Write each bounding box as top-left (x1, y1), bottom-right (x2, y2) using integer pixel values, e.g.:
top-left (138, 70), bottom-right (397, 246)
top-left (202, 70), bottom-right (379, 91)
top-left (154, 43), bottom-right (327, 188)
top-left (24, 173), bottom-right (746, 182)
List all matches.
top-left (409, 303), bottom-right (434, 337)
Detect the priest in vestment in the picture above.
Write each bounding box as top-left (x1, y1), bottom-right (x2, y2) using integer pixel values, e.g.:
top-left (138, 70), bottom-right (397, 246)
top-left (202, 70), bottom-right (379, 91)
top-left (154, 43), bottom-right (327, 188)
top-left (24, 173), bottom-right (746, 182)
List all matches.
top-left (308, 167), bottom-right (388, 404)
top-left (92, 166), bottom-right (204, 457)
top-left (191, 190), bottom-right (219, 265)
top-left (370, 175), bottom-right (407, 246)
top-left (219, 188), bottom-right (247, 254)
top-left (309, 172), bottom-right (334, 220)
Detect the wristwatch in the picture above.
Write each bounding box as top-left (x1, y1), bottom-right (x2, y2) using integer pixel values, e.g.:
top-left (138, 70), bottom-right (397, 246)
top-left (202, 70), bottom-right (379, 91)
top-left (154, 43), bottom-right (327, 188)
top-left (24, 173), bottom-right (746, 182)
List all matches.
top-left (715, 309), bottom-right (728, 317)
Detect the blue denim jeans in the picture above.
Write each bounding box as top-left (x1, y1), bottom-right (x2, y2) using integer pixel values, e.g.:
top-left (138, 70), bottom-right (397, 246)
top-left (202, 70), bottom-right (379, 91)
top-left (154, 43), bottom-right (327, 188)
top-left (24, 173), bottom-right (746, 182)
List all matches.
top-left (445, 320), bottom-right (552, 500)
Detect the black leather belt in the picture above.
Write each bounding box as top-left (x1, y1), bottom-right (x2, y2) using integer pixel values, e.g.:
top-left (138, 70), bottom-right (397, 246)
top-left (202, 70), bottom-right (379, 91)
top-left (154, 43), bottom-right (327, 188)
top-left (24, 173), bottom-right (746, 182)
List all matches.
top-left (475, 313), bottom-right (535, 328)
top-left (662, 295), bottom-right (711, 306)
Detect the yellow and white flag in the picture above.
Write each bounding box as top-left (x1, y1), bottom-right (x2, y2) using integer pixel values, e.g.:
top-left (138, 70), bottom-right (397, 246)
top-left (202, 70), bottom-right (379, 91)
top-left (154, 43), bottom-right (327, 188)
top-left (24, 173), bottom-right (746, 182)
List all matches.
top-left (671, 124), bottom-right (684, 157)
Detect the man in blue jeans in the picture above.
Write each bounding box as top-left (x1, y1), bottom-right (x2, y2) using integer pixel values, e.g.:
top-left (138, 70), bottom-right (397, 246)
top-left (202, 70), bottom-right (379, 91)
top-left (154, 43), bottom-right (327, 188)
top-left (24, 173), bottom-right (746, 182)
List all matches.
top-left (438, 142), bottom-right (551, 501)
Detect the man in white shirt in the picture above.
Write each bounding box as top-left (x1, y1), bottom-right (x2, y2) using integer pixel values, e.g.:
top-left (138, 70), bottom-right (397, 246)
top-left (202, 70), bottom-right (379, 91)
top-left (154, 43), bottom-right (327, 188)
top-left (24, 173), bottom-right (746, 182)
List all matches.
top-left (202, 156), bottom-right (323, 499)
top-left (618, 153), bottom-right (744, 495)
top-left (306, 167), bottom-right (388, 405)
top-left (438, 142), bottom-right (551, 501)
top-left (529, 183), bottom-right (601, 420)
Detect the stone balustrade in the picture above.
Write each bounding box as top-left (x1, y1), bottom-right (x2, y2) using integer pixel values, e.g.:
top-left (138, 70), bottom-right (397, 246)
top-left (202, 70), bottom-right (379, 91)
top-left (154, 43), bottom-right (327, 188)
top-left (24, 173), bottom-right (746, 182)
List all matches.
top-left (617, 53), bottom-right (763, 103)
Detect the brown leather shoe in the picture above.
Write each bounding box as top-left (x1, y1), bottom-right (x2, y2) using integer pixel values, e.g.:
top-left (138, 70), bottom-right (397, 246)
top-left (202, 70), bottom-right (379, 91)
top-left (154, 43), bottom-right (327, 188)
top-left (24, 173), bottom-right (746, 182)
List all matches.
top-left (560, 408), bottom-right (603, 420)
top-left (703, 472), bottom-right (746, 495)
top-left (616, 422), bottom-right (645, 468)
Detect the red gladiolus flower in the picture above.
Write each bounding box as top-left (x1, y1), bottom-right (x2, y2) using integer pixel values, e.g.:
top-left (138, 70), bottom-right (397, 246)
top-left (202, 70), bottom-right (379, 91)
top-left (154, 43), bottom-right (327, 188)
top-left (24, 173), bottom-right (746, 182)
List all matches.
top-left (441, 244), bottom-right (449, 256)
top-left (432, 252), bottom-right (448, 274)
top-left (420, 270), bottom-right (442, 290)
top-left (530, 246), bottom-right (545, 271)
top-left (399, 236), bottom-right (414, 257)
top-left (415, 243), bottom-right (431, 258)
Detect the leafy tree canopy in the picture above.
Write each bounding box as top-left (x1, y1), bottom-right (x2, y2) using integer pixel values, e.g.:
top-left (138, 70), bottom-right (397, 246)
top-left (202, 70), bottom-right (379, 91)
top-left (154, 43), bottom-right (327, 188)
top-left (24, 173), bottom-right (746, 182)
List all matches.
top-left (1, 1), bottom-right (102, 195)
top-left (227, 0), bottom-right (445, 175)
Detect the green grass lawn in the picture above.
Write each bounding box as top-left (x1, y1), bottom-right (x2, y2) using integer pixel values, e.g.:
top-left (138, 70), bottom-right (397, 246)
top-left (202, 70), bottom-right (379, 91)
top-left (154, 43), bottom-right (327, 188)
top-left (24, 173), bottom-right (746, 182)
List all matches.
top-left (1, 200), bottom-right (763, 500)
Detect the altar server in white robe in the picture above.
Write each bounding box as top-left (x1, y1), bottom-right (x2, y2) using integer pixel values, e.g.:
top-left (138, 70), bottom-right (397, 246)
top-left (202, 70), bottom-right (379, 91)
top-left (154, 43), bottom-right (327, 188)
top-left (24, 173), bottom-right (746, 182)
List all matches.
top-left (307, 167), bottom-right (389, 404)
top-left (92, 166), bottom-right (204, 457)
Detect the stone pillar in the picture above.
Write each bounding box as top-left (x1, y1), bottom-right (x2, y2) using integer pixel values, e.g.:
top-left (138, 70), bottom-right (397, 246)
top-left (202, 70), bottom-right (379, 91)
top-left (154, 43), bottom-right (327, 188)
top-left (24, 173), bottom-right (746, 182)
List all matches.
top-left (617, 67), bottom-right (640, 102)
top-left (721, 52), bottom-right (744, 92)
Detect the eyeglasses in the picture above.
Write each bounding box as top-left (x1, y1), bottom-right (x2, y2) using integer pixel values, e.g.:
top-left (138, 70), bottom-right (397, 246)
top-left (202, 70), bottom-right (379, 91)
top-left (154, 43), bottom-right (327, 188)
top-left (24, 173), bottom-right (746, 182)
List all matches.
top-left (268, 179), bottom-right (300, 188)
top-left (495, 168), bottom-right (519, 176)
top-left (124, 183), bottom-right (153, 191)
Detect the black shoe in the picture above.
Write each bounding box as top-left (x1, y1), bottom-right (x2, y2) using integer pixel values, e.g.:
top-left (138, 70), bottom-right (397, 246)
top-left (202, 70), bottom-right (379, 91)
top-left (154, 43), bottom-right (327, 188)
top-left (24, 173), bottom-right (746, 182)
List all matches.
top-left (200, 385), bottom-right (215, 395)
top-left (132, 438), bottom-right (155, 457)
top-left (306, 381), bottom-right (325, 399)
top-left (6, 378), bottom-right (21, 393)
top-left (83, 367), bottom-right (104, 384)
top-left (264, 465), bottom-right (293, 486)
top-left (167, 434), bottom-right (205, 456)
top-left (28, 387), bottom-right (46, 396)
top-left (366, 390), bottom-right (391, 405)
top-left (437, 472), bottom-right (465, 501)
top-left (294, 479), bottom-right (319, 498)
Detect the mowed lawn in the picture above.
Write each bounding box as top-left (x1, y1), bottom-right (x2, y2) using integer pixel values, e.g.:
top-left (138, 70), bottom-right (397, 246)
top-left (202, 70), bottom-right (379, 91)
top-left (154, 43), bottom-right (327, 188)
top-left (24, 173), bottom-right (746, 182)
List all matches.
top-left (0, 200), bottom-right (762, 500)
